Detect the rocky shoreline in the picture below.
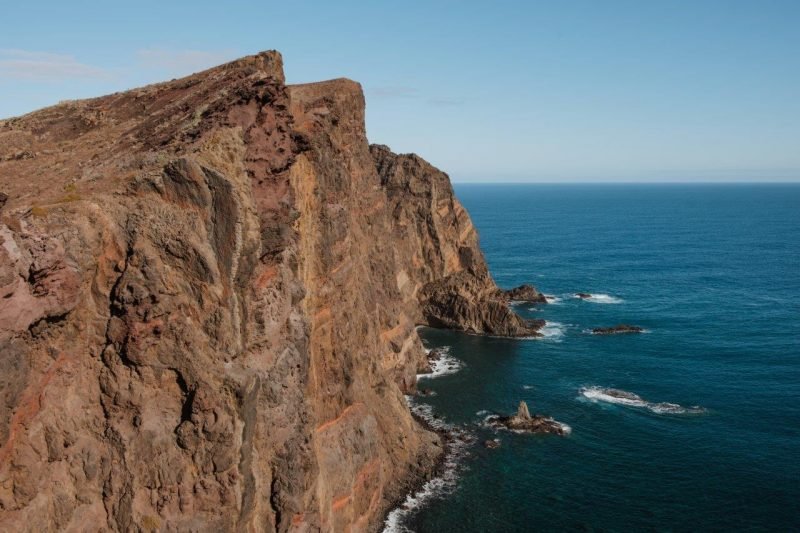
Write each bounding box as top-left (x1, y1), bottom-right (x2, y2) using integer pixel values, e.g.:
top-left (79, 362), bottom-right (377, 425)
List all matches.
top-left (381, 395), bottom-right (473, 532)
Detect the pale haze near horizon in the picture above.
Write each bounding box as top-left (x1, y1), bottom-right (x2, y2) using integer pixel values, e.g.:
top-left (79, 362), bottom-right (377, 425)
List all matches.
top-left (1, 1), bottom-right (798, 183)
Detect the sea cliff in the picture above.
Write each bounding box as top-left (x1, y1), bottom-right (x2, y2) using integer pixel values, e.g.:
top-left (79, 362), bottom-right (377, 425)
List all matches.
top-left (0, 51), bottom-right (537, 531)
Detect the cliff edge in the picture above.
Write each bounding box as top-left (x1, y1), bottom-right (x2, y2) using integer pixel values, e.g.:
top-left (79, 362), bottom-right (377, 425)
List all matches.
top-left (0, 51), bottom-right (539, 531)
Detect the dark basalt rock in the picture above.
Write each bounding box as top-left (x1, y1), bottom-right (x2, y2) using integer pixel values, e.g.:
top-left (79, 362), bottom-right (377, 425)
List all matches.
top-left (591, 324), bottom-right (643, 335)
top-left (502, 284), bottom-right (547, 304)
top-left (487, 401), bottom-right (569, 436)
top-left (601, 388), bottom-right (643, 401)
top-left (418, 347), bottom-right (447, 374)
top-left (419, 272), bottom-right (544, 338)
top-left (576, 292), bottom-right (592, 299)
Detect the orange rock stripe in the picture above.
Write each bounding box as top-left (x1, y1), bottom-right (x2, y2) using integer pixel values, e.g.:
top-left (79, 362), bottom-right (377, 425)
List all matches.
top-left (314, 402), bottom-right (364, 433)
top-left (0, 352), bottom-right (72, 466)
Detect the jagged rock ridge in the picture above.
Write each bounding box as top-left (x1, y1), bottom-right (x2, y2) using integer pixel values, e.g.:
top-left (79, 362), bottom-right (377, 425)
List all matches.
top-left (0, 51), bottom-right (538, 531)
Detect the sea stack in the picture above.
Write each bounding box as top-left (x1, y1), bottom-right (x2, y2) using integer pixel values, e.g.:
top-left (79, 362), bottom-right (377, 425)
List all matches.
top-left (0, 51), bottom-right (540, 531)
top-left (516, 400), bottom-right (532, 420)
top-left (488, 401), bottom-right (570, 436)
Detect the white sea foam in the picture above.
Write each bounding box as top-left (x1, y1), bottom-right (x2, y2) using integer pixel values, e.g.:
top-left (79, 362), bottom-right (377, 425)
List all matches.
top-left (417, 346), bottom-right (463, 380)
top-left (522, 385), bottom-right (534, 390)
top-left (580, 386), bottom-right (705, 415)
top-left (538, 321), bottom-right (565, 341)
top-left (384, 398), bottom-right (474, 533)
top-left (556, 421), bottom-right (573, 434)
top-left (544, 294), bottom-right (563, 304)
top-left (574, 293), bottom-right (623, 304)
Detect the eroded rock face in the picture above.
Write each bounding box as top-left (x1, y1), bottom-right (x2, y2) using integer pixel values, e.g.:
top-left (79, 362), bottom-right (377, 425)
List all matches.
top-left (371, 145), bottom-right (542, 338)
top-left (0, 51), bottom-right (531, 531)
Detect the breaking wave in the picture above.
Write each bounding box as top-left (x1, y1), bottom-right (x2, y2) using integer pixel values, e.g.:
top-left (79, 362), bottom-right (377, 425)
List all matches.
top-left (383, 398), bottom-right (474, 532)
top-left (538, 321), bottom-right (565, 341)
top-left (574, 293), bottom-right (623, 304)
top-left (418, 347), bottom-right (463, 380)
top-left (544, 294), bottom-right (563, 304)
top-left (580, 386), bottom-right (706, 415)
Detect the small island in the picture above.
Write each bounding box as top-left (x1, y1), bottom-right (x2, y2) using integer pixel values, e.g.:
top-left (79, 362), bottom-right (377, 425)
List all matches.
top-left (487, 401), bottom-right (570, 436)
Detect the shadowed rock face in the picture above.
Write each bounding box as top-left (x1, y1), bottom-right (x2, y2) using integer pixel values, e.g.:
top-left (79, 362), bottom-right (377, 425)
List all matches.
top-left (0, 51), bottom-right (534, 531)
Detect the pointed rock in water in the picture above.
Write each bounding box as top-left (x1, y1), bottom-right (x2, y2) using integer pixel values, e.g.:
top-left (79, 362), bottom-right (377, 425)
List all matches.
top-left (489, 400), bottom-right (569, 436)
top-left (516, 400), bottom-right (531, 420)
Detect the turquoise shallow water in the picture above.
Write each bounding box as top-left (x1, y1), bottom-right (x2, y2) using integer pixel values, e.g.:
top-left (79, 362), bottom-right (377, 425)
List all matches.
top-left (391, 184), bottom-right (800, 532)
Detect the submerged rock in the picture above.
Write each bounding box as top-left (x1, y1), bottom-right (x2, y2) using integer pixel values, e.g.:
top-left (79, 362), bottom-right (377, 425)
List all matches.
top-left (591, 324), bottom-right (643, 335)
top-left (502, 284), bottom-right (547, 304)
top-left (484, 438), bottom-right (501, 449)
top-left (576, 292), bottom-right (592, 299)
top-left (488, 401), bottom-right (570, 436)
top-left (599, 388), bottom-right (643, 401)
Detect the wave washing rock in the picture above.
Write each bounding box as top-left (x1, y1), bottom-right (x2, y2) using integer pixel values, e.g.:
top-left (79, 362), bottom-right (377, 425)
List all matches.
top-left (591, 324), bottom-right (643, 335)
top-left (487, 401), bottom-right (570, 436)
top-left (502, 284), bottom-right (547, 304)
top-left (0, 51), bottom-right (537, 531)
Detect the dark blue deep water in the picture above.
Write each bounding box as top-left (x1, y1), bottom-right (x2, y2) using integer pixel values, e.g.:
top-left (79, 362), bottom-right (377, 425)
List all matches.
top-left (390, 184), bottom-right (800, 532)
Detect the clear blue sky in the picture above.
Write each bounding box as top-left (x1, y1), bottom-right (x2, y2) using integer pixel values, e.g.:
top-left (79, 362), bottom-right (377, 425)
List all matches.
top-left (2, 1), bottom-right (798, 182)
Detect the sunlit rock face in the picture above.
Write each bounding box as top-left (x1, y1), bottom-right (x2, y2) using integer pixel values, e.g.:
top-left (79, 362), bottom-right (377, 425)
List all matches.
top-left (0, 51), bottom-right (534, 532)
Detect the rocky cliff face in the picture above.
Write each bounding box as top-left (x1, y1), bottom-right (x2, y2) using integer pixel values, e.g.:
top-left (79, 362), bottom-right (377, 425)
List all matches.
top-left (0, 51), bottom-right (539, 532)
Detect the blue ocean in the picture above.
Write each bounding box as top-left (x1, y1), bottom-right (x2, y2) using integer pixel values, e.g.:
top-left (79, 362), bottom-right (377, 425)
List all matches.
top-left (385, 184), bottom-right (800, 532)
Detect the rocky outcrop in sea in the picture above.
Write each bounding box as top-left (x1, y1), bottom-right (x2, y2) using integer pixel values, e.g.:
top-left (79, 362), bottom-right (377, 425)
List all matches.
top-left (591, 324), bottom-right (644, 335)
top-left (486, 401), bottom-right (571, 436)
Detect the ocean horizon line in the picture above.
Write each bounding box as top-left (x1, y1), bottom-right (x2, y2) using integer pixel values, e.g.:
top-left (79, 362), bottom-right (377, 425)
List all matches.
top-left (452, 180), bottom-right (800, 185)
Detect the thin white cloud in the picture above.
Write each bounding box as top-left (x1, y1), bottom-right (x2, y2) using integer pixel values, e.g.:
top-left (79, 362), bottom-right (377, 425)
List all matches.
top-left (0, 48), bottom-right (110, 81)
top-left (368, 86), bottom-right (419, 99)
top-left (428, 97), bottom-right (463, 107)
top-left (135, 48), bottom-right (235, 75)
